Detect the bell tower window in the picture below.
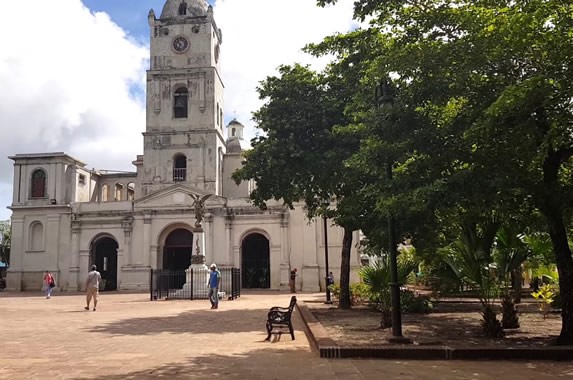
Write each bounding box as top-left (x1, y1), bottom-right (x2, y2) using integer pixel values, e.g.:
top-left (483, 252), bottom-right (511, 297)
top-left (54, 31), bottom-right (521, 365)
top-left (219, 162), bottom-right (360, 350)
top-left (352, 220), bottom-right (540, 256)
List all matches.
top-left (173, 154), bottom-right (187, 182)
top-left (31, 169), bottom-right (47, 198)
top-left (174, 87), bottom-right (189, 118)
top-left (178, 1), bottom-right (187, 16)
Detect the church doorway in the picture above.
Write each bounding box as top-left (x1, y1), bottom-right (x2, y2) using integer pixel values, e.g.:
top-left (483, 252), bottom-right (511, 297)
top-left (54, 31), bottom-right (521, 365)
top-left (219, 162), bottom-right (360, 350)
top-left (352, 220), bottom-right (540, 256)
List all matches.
top-left (91, 237), bottom-right (118, 291)
top-left (241, 233), bottom-right (270, 289)
top-left (163, 228), bottom-right (193, 271)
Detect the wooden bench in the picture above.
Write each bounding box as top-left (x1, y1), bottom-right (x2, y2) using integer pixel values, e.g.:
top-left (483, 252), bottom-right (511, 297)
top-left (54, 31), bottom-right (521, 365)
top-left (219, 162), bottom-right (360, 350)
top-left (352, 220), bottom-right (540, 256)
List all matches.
top-left (265, 296), bottom-right (297, 341)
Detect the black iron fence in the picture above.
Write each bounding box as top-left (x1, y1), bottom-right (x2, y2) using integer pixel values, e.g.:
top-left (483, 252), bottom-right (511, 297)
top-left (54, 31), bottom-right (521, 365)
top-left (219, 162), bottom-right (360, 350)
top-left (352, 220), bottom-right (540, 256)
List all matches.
top-left (150, 267), bottom-right (240, 301)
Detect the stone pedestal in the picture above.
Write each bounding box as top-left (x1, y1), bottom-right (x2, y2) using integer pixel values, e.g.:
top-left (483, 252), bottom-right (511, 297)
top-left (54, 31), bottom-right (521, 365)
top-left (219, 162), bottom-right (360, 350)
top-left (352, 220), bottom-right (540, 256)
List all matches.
top-left (177, 262), bottom-right (210, 299)
top-left (175, 230), bottom-right (210, 299)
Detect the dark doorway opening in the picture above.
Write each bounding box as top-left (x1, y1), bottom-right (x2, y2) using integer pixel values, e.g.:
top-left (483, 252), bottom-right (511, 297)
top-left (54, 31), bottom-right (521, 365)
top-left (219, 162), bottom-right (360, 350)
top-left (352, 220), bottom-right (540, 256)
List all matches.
top-left (163, 229), bottom-right (193, 289)
top-left (241, 233), bottom-right (270, 288)
top-left (92, 237), bottom-right (118, 291)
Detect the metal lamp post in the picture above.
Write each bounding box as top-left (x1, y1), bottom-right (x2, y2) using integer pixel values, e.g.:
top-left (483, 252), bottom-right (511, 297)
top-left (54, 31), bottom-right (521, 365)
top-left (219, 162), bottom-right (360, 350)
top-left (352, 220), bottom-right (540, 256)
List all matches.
top-left (322, 200), bottom-right (333, 304)
top-left (376, 79), bottom-right (409, 343)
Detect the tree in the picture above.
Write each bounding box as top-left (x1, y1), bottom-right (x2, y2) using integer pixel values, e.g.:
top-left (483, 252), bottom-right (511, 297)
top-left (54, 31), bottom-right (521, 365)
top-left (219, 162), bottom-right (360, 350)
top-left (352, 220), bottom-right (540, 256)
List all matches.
top-left (0, 220), bottom-right (10, 264)
top-left (232, 64), bottom-right (362, 309)
top-left (315, 0), bottom-right (573, 344)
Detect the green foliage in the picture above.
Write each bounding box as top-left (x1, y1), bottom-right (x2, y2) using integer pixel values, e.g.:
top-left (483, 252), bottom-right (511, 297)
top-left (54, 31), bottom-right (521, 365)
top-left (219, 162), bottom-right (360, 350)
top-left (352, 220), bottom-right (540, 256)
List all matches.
top-left (0, 220), bottom-right (10, 264)
top-left (359, 254), bottom-right (418, 313)
top-left (442, 219), bottom-right (500, 308)
top-left (532, 284), bottom-right (557, 319)
top-left (329, 282), bottom-right (370, 306)
top-left (311, 0), bottom-right (573, 342)
top-left (400, 290), bottom-right (433, 314)
top-left (349, 282), bottom-right (370, 305)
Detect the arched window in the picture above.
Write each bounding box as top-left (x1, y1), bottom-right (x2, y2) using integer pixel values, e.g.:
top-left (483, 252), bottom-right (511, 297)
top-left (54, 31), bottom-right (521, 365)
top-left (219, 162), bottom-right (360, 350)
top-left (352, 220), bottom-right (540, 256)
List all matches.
top-left (173, 154), bottom-right (187, 182)
top-left (220, 109), bottom-right (223, 128)
top-left (101, 184), bottom-right (109, 202)
top-left (174, 87), bottom-right (189, 118)
top-left (30, 169), bottom-right (46, 198)
top-left (127, 182), bottom-right (135, 201)
top-left (178, 1), bottom-right (187, 15)
top-left (114, 183), bottom-right (124, 201)
top-left (29, 221), bottom-right (44, 251)
top-left (216, 103), bottom-right (220, 126)
top-left (231, 128), bottom-right (236, 137)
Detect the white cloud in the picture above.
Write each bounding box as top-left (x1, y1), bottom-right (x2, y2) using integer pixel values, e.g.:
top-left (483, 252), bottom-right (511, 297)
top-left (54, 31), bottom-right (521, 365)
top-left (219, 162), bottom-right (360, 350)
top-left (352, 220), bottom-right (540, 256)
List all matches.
top-left (214, 0), bottom-right (357, 141)
top-left (0, 0), bottom-right (147, 219)
top-left (0, 0), bottom-right (356, 220)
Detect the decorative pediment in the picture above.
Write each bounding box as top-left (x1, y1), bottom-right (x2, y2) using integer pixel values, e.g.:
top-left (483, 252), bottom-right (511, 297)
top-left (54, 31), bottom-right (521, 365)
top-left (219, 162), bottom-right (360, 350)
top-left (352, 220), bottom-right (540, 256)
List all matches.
top-left (133, 184), bottom-right (226, 210)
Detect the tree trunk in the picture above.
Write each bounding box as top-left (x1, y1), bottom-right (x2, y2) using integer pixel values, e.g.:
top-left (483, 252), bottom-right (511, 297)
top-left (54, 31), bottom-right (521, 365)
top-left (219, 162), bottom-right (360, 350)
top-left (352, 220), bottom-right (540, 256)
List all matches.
top-left (544, 210), bottom-right (573, 345)
top-left (537, 150), bottom-right (573, 345)
top-left (338, 226), bottom-right (353, 309)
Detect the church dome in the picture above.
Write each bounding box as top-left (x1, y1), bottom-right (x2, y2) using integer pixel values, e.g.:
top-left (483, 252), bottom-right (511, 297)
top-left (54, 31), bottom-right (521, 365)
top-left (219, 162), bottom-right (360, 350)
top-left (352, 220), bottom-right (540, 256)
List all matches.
top-left (160, 0), bottom-right (209, 19)
top-left (227, 137), bottom-right (242, 153)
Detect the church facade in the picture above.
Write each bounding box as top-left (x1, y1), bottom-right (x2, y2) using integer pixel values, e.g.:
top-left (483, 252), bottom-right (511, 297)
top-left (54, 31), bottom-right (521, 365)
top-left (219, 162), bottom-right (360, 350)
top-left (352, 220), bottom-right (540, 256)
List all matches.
top-left (5, 0), bottom-right (362, 292)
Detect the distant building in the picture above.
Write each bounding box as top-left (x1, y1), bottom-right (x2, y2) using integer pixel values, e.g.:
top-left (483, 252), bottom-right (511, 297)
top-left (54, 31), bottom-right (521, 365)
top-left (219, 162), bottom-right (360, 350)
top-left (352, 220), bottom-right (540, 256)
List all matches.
top-left (6, 0), bottom-right (361, 292)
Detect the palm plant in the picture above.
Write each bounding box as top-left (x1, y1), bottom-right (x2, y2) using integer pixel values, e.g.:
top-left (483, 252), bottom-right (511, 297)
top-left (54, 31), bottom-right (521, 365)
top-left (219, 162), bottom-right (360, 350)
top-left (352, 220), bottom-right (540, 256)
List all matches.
top-left (442, 219), bottom-right (504, 338)
top-left (493, 224), bottom-right (529, 328)
top-left (360, 252), bottom-right (418, 328)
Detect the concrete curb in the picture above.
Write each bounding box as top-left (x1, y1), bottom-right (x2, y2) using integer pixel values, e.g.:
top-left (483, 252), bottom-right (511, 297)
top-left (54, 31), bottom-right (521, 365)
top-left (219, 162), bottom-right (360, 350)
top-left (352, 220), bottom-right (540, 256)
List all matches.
top-left (297, 302), bottom-right (573, 360)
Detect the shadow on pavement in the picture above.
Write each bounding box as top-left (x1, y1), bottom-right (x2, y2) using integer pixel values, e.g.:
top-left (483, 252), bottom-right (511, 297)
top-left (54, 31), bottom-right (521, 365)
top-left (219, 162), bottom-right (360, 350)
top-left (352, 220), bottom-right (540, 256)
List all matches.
top-left (85, 307), bottom-right (270, 336)
top-left (86, 347), bottom-right (319, 380)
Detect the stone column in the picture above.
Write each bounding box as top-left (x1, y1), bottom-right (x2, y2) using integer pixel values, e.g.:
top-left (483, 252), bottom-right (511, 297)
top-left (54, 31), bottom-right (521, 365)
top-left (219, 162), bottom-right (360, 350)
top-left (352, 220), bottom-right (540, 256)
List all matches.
top-left (68, 220), bottom-right (81, 291)
top-left (79, 249), bottom-right (90, 291)
top-left (12, 164), bottom-right (21, 204)
top-left (280, 212), bottom-right (290, 289)
top-left (5, 217), bottom-right (24, 290)
top-left (143, 214), bottom-right (152, 267)
top-left (225, 212), bottom-right (237, 267)
top-left (122, 217), bottom-right (133, 266)
top-left (205, 213), bottom-right (213, 263)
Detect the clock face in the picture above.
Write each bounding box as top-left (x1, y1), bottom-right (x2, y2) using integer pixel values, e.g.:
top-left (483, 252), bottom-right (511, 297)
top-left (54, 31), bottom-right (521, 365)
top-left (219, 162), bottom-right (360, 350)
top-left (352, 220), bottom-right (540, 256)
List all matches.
top-left (172, 36), bottom-right (189, 53)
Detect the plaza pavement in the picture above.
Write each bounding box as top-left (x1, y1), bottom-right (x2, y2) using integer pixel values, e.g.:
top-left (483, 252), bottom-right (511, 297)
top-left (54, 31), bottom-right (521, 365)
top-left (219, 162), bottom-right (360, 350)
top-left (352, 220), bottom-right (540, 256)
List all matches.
top-left (1, 291), bottom-right (573, 380)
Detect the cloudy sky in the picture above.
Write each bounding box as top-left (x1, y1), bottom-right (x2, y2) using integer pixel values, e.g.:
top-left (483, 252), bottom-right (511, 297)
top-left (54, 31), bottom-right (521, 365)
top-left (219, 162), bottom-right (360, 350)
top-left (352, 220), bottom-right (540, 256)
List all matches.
top-left (0, 0), bottom-right (357, 220)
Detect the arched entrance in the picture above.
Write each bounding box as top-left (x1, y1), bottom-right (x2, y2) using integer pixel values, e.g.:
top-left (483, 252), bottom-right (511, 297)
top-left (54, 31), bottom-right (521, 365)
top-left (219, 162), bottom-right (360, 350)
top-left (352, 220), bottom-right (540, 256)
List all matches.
top-left (241, 233), bottom-right (270, 288)
top-left (163, 228), bottom-right (193, 271)
top-left (91, 237), bottom-right (118, 291)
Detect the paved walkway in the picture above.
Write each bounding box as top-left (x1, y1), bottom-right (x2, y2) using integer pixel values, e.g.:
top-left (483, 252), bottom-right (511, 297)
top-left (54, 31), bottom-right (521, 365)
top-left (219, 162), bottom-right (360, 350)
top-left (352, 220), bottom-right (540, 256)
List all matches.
top-left (1, 291), bottom-right (573, 379)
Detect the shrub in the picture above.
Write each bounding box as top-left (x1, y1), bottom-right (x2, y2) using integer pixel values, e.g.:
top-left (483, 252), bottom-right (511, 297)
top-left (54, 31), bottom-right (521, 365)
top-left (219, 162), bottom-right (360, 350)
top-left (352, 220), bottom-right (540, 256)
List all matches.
top-left (400, 289), bottom-right (433, 313)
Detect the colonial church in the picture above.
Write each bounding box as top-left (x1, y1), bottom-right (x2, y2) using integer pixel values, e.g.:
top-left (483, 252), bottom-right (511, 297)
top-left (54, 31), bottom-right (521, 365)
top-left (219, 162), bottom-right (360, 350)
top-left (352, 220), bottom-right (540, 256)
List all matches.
top-left (5, 0), bottom-right (362, 292)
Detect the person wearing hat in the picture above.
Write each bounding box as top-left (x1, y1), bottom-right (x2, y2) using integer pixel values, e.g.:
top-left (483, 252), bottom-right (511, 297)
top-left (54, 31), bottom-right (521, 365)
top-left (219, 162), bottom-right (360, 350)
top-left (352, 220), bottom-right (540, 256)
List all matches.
top-left (207, 263), bottom-right (221, 309)
top-left (85, 264), bottom-right (102, 311)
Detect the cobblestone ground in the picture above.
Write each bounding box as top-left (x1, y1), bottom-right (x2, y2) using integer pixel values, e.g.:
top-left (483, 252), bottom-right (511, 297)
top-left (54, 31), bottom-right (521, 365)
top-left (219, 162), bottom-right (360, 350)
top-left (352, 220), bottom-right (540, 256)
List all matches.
top-left (1, 291), bottom-right (573, 379)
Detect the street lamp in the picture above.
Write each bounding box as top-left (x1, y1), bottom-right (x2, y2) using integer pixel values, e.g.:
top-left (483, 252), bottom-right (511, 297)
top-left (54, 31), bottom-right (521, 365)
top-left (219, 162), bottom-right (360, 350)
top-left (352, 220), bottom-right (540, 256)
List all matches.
top-left (322, 200), bottom-right (333, 304)
top-left (376, 79), bottom-right (409, 343)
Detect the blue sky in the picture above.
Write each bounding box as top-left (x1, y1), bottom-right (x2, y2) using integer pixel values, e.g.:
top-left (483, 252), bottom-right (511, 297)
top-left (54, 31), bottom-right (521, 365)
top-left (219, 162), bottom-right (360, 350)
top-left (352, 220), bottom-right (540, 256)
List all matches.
top-left (0, 0), bottom-right (357, 221)
top-left (82, 1), bottom-right (214, 42)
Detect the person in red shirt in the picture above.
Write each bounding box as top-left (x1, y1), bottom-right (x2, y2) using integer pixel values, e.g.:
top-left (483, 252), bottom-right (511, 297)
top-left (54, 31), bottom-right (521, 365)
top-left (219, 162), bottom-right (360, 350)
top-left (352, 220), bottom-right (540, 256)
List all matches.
top-left (43, 270), bottom-right (55, 299)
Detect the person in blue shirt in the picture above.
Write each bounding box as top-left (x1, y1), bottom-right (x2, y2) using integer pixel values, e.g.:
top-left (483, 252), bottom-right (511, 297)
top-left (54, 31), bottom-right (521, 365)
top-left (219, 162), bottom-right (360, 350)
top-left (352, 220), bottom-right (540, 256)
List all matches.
top-left (208, 263), bottom-right (221, 309)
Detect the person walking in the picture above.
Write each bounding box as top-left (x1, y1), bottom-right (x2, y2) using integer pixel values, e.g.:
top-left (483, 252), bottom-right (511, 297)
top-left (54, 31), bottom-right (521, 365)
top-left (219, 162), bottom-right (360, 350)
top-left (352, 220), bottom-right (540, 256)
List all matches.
top-left (208, 263), bottom-right (221, 309)
top-left (289, 268), bottom-right (297, 293)
top-left (43, 270), bottom-right (55, 299)
top-left (85, 265), bottom-right (101, 311)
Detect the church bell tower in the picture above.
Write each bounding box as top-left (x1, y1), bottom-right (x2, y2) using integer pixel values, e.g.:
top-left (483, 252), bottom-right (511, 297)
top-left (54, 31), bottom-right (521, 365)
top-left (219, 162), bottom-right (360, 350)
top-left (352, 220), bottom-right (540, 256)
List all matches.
top-left (137, 0), bottom-right (225, 196)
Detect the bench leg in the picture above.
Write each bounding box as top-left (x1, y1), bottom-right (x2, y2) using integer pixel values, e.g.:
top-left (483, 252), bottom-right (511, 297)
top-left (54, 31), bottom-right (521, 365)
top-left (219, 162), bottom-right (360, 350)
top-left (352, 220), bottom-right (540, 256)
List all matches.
top-left (288, 322), bottom-right (295, 340)
top-left (265, 321), bottom-right (272, 341)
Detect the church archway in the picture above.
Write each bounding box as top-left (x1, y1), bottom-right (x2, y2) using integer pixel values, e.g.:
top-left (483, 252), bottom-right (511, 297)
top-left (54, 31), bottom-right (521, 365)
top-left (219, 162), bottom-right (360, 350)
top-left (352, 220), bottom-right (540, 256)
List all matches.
top-left (241, 233), bottom-right (270, 289)
top-left (162, 228), bottom-right (193, 271)
top-left (91, 236), bottom-right (118, 291)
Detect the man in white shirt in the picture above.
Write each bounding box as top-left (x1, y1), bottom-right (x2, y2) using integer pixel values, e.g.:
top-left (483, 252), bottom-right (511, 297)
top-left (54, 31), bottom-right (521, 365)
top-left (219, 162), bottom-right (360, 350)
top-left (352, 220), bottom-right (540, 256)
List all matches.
top-left (85, 265), bottom-right (102, 311)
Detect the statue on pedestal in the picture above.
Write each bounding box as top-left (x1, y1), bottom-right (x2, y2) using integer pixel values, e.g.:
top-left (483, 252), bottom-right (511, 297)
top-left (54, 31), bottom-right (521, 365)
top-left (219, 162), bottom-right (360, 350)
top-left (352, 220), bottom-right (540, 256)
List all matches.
top-left (191, 194), bottom-right (212, 228)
